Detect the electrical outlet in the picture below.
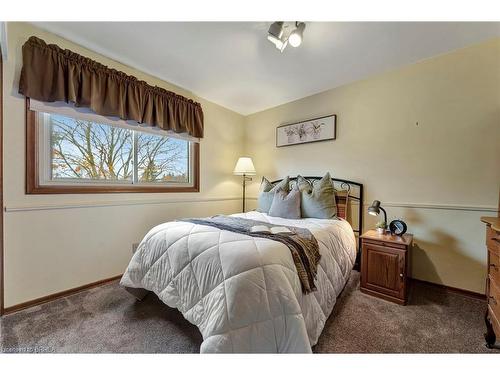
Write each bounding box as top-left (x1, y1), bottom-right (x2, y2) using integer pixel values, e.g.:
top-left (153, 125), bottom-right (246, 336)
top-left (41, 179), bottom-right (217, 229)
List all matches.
top-left (132, 243), bottom-right (140, 253)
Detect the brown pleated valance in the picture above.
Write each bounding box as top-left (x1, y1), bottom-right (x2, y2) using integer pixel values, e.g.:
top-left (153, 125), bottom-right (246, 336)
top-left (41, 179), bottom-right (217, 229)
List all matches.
top-left (19, 36), bottom-right (204, 138)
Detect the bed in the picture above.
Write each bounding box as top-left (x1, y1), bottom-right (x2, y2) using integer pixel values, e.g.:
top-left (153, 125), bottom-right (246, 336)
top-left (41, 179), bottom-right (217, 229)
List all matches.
top-left (120, 177), bottom-right (363, 353)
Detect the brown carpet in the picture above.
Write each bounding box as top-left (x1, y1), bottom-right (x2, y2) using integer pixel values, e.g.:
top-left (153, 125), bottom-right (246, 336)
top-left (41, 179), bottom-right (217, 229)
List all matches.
top-left (0, 271), bottom-right (498, 353)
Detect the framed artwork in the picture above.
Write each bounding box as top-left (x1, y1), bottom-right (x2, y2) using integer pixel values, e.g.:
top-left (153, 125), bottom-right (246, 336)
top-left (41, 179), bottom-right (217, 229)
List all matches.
top-left (276, 114), bottom-right (336, 147)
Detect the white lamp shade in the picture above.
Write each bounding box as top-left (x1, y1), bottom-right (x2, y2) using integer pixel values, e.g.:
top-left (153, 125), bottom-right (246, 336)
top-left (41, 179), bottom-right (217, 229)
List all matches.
top-left (233, 157), bottom-right (256, 175)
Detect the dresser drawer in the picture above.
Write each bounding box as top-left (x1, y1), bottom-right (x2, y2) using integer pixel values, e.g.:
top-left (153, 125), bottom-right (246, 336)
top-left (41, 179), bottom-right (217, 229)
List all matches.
top-left (488, 277), bottom-right (500, 321)
top-left (488, 305), bottom-right (500, 338)
top-left (489, 250), bottom-right (500, 283)
top-left (486, 226), bottom-right (500, 255)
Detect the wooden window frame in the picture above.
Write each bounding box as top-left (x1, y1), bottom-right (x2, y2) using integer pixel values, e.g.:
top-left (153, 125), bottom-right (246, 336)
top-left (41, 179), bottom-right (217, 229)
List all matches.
top-left (26, 99), bottom-right (200, 194)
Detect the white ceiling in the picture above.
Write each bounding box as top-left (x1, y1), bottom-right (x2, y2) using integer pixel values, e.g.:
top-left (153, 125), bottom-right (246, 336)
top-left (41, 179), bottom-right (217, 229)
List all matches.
top-left (33, 22), bottom-right (500, 115)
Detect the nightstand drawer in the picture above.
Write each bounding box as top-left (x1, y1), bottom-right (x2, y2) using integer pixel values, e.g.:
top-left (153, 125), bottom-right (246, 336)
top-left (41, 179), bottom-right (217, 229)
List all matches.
top-left (362, 238), bottom-right (407, 250)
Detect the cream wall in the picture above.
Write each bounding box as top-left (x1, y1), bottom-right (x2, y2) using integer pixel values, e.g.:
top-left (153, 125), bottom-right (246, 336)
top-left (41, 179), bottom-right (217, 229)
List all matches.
top-left (3, 23), bottom-right (246, 307)
top-left (244, 38), bottom-right (500, 294)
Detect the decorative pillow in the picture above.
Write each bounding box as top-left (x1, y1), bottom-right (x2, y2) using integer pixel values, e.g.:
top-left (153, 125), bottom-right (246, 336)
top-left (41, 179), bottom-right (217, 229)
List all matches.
top-left (268, 188), bottom-right (301, 219)
top-left (257, 176), bottom-right (290, 213)
top-left (297, 172), bottom-right (337, 219)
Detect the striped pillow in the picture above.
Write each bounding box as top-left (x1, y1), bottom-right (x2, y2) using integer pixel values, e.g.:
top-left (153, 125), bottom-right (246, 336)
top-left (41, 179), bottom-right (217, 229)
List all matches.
top-left (334, 190), bottom-right (349, 220)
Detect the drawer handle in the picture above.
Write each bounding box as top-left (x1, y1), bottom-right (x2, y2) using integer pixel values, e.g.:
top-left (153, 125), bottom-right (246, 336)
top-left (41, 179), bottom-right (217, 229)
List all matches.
top-left (490, 296), bottom-right (497, 305)
top-left (492, 237), bottom-right (500, 243)
top-left (490, 264), bottom-right (499, 271)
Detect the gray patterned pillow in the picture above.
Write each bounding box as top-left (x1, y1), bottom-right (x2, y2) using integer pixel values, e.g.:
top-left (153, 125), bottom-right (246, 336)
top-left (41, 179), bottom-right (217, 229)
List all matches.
top-left (268, 188), bottom-right (301, 219)
top-left (297, 172), bottom-right (337, 219)
top-left (257, 176), bottom-right (290, 213)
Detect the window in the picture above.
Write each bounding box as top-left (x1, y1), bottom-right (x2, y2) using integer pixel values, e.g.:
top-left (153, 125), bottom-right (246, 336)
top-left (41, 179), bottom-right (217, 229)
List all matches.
top-left (26, 100), bottom-right (199, 193)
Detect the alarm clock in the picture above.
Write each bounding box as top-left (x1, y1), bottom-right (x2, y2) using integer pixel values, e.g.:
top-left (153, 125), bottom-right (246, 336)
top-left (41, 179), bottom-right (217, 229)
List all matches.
top-left (389, 219), bottom-right (407, 236)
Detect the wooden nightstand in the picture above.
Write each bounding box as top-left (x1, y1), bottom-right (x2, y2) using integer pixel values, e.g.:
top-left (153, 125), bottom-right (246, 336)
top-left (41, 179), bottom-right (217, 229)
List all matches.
top-left (360, 230), bottom-right (413, 305)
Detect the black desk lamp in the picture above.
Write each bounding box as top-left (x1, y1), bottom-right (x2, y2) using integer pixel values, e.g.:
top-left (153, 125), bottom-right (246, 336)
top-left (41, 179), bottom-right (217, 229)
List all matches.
top-left (368, 200), bottom-right (387, 228)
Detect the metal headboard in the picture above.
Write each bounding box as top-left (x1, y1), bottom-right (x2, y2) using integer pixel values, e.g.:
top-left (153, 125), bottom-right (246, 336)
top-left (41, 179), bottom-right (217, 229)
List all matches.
top-left (271, 176), bottom-right (364, 269)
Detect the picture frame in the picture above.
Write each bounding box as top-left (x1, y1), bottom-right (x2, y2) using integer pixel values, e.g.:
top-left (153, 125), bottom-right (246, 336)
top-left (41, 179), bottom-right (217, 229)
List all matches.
top-left (276, 114), bottom-right (336, 147)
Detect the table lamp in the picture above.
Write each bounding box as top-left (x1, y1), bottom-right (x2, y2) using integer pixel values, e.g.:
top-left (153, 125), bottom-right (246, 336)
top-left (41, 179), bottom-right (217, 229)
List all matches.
top-left (368, 200), bottom-right (387, 229)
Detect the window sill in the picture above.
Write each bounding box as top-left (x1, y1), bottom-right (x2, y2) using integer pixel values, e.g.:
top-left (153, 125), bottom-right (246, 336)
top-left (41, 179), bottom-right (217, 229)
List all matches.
top-left (26, 184), bottom-right (200, 195)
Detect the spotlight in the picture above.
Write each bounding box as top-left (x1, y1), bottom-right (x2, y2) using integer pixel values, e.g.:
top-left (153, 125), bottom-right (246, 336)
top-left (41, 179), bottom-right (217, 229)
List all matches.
top-left (289, 22), bottom-right (306, 47)
top-left (267, 22), bottom-right (288, 52)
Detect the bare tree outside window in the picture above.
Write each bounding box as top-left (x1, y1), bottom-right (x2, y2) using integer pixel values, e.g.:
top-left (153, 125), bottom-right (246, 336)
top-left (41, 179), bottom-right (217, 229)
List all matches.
top-left (136, 133), bottom-right (188, 183)
top-left (49, 113), bottom-right (189, 184)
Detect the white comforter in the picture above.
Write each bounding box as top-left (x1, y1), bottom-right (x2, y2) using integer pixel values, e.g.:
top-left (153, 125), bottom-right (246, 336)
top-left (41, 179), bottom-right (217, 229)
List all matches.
top-left (120, 211), bottom-right (356, 353)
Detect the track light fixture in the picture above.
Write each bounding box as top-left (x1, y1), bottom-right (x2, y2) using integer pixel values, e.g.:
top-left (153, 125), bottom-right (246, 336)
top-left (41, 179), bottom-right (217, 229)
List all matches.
top-left (289, 22), bottom-right (306, 47)
top-left (267, 21), bottom-right (306, 52)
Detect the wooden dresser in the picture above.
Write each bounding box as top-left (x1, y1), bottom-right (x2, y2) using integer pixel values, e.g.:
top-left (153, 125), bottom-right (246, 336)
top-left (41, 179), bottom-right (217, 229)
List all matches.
top-left (360, 230), bottom-right (413, 305)
top-left (481, 216), bottom-right (500, 348)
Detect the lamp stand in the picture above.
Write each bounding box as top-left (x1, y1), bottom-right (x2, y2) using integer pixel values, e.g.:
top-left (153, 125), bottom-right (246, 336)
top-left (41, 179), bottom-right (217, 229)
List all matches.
top-left (380, 206), bottom-right (387, 228)
top-left (242, 174), bottom-right (252, 212)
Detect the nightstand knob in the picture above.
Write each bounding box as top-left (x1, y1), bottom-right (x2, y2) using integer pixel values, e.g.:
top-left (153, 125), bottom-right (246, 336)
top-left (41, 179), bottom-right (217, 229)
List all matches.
top-left (400, 273), bottom-right (404, 278)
